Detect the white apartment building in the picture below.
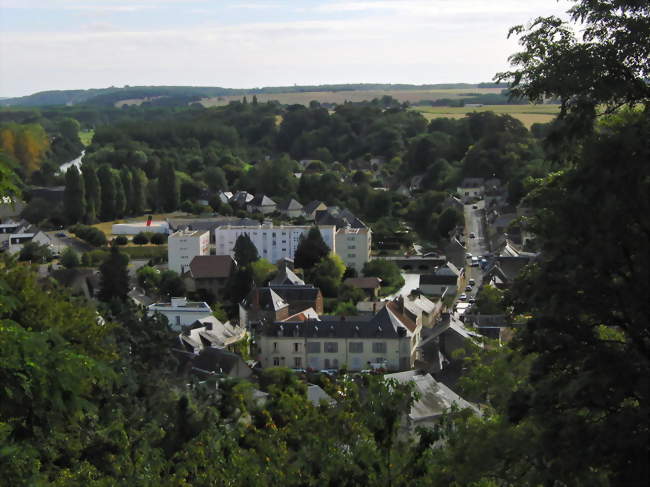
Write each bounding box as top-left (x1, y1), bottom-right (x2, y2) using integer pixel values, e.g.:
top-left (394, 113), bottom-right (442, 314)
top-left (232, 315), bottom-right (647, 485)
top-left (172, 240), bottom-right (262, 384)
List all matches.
top-left (214, 223), bottom-right (336, 265)
top-left (148, 297), bottom-right (213, 331)
top-left (336, 227), bottom-right (371, 272)
top-left (168, 230), bottom-right (210, 274)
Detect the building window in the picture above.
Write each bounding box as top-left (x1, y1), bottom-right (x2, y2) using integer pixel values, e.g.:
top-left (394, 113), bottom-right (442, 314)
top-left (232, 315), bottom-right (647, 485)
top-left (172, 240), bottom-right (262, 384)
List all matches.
top-left (273, 342), bottom-right (278, 352)
top-left (273, 357), bottom-right (280, 366)
top-left (372, 342), bottom-right (387, 354)
top-left (348, 245), bottom-right (356, 249)
top-left (293, 343), bottom-right (301, 352)
top-left (293, 357), bottom-right (302, 368)
top-left (347, 236), bottom-right (355, 241)
top-left (348, 253), bottom-right (356, 258)
top-left (324, 342), bottom-right (338, 353)
top-left (349, 342), bottom-right (363, 353)
top-left (307, 342), bottom-right (321, 353)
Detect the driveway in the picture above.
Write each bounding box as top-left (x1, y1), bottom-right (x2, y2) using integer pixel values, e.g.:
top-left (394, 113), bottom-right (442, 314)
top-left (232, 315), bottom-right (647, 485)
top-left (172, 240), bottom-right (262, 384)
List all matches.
top-left (382, 273), bottom-right (420, 301)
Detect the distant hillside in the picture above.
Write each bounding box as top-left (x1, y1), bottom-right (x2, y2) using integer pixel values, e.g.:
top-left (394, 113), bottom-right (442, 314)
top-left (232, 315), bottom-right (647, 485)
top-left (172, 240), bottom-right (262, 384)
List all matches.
top-left (0, 83), bottom-right (507, 107)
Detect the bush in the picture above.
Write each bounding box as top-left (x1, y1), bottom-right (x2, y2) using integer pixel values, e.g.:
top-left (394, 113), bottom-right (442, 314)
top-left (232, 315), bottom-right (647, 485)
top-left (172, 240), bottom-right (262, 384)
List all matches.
top-left (150, 233), bottom-right (167, 245)
top-left (60, 247), bottom-right (80, 268)
top-left (69, 224), bottom-right (108, 247)
top-left (114, 235), bottom-right (128, 246)
top-left (133, 232), bottom-right (149, 245)
top-left (81, 249), bottom-right (109, 266)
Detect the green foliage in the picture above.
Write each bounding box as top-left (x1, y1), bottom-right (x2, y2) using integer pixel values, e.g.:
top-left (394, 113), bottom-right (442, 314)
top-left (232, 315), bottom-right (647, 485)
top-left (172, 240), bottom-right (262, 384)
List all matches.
top-left (474, 285), bottom-right (505, 314)
top-left (136, 265), bottom-right (161, 293)
top-left (331, 301), bottom-right (358, 316)
top-left (150, 232), bottom-right (166, 245)
top-left (97, 164), bottom-right (116, 221)
top-left (114, 235), bottom-right (128, 245)
top-left (18, 241), bottom-right (52, 263)
top-left (63, 166), bottom-right (85, 224)
top-left (159, 269), bottom-right (186, 298)
top-left (132, 231), bottom-right (149, 245)
top-left (294, 226), bottom-right (330, 270)
top-left (250, 258), bottom-right (277, 286)
top-left (233, 233), bottom-right (259, 267)
top-left (98, 246), bottom-right (129, 302)
top-left (158, 161), bottom-right (179, 212)
top-left (362, 259), bottom-right (404, 289)
top-left (69, 224), bottom-right (107, 247)
top-left (59, 247), bottom-right (80, 268)
top-left (338, 283), bottom-right (367, 304)
top-left (310, 253), bottom-right (345, 297)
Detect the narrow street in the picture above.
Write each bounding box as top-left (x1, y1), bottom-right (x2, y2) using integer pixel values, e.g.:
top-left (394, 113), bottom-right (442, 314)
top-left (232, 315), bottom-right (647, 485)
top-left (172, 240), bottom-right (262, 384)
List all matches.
top-left (460, 200), bottom-right (490, 303)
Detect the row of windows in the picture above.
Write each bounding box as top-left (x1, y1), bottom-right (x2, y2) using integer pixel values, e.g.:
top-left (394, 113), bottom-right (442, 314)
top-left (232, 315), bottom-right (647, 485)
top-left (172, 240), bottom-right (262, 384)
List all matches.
top-left (292, 342), bottom-right (387, 354)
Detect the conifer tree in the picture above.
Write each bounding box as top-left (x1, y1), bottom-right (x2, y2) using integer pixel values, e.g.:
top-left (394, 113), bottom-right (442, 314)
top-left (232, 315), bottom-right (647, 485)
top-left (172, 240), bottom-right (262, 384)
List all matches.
top-left (82, 164), bottom-right (101, 219)
top-left (158, 161), bottom-right (179, 212)
top-left (120, 168), bottom-right (133, 215)
top-left (114, 174), bottom-right (126, 219)
top-left (131, 168), bottom-right (147, 215)
top-left (63, 166), bottom-right (85, 224)
top-left (97, 165), bottom-right (116, 221)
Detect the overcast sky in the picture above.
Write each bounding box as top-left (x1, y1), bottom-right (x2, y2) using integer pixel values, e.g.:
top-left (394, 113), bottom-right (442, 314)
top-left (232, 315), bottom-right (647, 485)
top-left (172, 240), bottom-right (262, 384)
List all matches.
top-left (0, 0), bottom-right (572, 97)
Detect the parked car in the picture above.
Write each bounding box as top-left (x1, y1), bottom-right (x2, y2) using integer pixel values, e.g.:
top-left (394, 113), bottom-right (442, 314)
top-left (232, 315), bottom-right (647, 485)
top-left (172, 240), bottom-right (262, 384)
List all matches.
top-left (472, 204), bottom-right (478, 209)
top-left (469, 232), bottom-right (476, 238)
top-left (465, 285), bottom-right (472, 292)
top-left (459, 293), bottom-right (467, 301)
top-left (55, 232), bottom-right (66, 238)
top-left (466, 252), bottom-right (473, 259)
top-left (468, 278), bottom-right (476, 286)
top-left (469, 298), bottom-right (476, 304)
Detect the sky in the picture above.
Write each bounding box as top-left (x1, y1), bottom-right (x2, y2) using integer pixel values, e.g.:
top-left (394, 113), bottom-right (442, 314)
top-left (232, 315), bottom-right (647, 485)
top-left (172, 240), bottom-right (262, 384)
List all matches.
top-left (0, 0), bottom-right (572, 97)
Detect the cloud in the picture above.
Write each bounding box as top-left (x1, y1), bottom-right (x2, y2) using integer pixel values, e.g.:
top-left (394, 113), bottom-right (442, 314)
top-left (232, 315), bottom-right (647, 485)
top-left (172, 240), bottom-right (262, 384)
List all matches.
top-left (0, 0), bottom-right (576, 96)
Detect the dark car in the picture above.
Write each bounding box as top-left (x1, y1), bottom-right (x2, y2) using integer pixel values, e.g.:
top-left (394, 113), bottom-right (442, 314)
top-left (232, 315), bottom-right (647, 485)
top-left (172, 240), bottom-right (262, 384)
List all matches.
top-left (55, 232), bottom-right (66, 238)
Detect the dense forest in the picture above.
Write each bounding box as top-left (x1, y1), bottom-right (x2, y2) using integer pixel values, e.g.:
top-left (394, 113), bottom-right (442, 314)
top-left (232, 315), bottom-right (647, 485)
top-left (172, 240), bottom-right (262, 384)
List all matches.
top-left (0, 82), bottom-right (508, 108)
top-left (0, 0), bottom-right (648, 484)
top-left (3, 94), bottom-right (549, 247)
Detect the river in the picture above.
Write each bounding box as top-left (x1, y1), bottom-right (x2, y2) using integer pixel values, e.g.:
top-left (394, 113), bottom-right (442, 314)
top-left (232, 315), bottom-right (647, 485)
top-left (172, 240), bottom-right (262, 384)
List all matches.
top-left (58, 150), bottom-right (85, 174)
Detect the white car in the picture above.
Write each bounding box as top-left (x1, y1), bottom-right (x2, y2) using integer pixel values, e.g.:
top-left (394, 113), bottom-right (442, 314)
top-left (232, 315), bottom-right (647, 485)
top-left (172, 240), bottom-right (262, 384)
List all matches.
top-left (459, 293), bottom-right (467, 301)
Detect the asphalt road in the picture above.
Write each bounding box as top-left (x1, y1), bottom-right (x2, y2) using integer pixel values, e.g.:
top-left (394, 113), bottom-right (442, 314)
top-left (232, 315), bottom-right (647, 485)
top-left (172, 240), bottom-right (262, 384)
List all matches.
top-left (46, 231), bottom-right (93, 254)
top-left (460, 201), bottom-right (490, 302)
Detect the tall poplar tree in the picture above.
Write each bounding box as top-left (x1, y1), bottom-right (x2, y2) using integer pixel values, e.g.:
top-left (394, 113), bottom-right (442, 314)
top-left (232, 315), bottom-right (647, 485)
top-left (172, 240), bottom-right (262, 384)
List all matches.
top-left (114, 174), bottom-right (126, 219)
top-left (131, 168), bottom-right (147, 215)
top-left (63, 166), bottom-right (85, 224)
top-left (97, 165), bottom-right (116, 221)
top-left (120, 168), bottom-right (134, 216)
top-left (82, 165), bottom-right (101, 221)
top-left (158, 161), bottom-right (179, 212)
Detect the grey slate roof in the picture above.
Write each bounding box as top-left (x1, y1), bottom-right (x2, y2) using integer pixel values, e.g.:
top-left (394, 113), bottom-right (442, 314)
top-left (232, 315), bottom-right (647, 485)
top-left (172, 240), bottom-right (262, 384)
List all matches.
top-left (420, 274), bottom-right (458, 285)
top-left (249, 194), bottom-right (276, 207)
top-left (270, 266), bottom-right (305, 286)
top-left (263, 306), bottom-right (408, 339)
top-left (277, 198), bottom-right (303, 212)
top-left (303, 200), bottom-right (325, 215)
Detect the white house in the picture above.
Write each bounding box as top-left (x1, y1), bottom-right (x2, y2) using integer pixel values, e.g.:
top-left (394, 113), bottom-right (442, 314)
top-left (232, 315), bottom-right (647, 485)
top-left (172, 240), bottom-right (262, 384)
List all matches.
top-left (214, 223), bottom-right (336, 265)
top-left (457, 178), bottom-right (485, 203)
top-left (168, 229), bottom-right (210, 274)
top-left (6, 230), bottom-right (52, 255)
top-left (336, 226), bottom-right (372, 272)
top-left (148, 297), bottom-right (213, 331)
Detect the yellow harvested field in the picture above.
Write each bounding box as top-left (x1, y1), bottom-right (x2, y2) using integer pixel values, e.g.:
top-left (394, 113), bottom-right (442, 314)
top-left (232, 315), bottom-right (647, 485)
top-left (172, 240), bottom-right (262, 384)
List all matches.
top-left (413, 104), bottom-right (560, 127)
top-left (201, 88), bottom-right (503, 107)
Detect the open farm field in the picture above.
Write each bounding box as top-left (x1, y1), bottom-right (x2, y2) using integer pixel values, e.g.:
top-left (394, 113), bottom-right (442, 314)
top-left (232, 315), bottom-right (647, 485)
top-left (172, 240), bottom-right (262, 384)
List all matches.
top-left (413, 104), bottom-right (560, 127)
top-left (201, 87), bottom-right (503, 107)
top-left (79, 129), bottom-right (94, 146)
